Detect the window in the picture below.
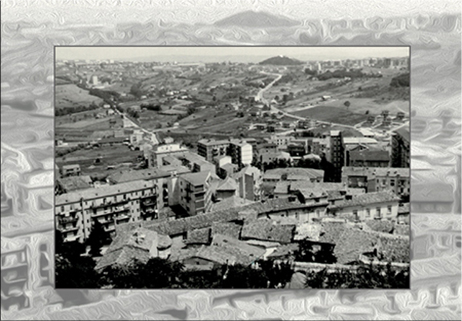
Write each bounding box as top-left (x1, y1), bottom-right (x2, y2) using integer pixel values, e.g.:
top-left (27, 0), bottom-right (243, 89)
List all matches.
top-left (387, 205), bottom-right (392, 214)
top-left (61, 206), bottom-right (64, 212)
top-left (376, 207), bottom-right (381, 217)
top-left (353, 210), bottom-right (358, 216)
top-left (366, 208), bottom-right (370, 217)
top-left (390, 179), bottom-right (395, 187)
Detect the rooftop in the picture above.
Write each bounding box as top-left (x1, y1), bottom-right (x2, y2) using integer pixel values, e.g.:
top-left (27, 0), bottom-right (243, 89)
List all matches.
top-left (180, 171), bottom-right (211, 186)
top-left (263, 168), bottom-right (324, 180)
top-left (197, 138), bottom-right (230, 146)
top-left (107, 168), bottom-right (171, 184)
top-left (342, 167), bottom-right (409, 178)
top-left (331, 191), bottom-right (400, 209)
top-left (394, 127), bottom-right (410, 142)
top-left (343, 137), bottom-right (378, 145)
top-left (62, 164), bottom-right (80, 170)
top-left (241, 219), bottom-right (295, 243)
top-left (57, 175), bottom-right (92, 192)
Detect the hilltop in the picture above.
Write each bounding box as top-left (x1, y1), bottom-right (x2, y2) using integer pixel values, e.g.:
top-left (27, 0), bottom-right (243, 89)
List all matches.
top-left (214, 10), bottom-right (300, 28)
top-left (259, 55), bottom-right (304, 66)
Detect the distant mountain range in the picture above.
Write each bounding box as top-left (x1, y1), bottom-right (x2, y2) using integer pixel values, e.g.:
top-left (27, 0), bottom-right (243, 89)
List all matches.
top-left (214, 10), bottom-right (300, 28)
top-left (259, 55), bottom-right (304, 65)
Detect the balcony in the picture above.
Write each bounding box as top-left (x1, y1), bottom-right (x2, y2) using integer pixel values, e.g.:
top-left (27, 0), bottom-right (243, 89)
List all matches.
top-left (60, 225), bottom-right (79, 233)
top-left (59, 216), bottom-right (79, 224)
top-left (104, 225), bottom-right (116, 233)
top-left (141, 198), bottom-right (156, 207)
top-left (115, 214), bottom-right (130, 222)
top-left (90, 199), bottom-right (129, 209)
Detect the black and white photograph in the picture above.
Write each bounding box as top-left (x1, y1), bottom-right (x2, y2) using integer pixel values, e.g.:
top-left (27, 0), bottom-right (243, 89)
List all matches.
top-left (54, 46), bottom-right (410, 289)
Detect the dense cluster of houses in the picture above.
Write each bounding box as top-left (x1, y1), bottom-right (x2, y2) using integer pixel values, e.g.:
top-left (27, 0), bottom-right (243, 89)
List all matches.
top-left (56, 124), bottom-right (410, 275)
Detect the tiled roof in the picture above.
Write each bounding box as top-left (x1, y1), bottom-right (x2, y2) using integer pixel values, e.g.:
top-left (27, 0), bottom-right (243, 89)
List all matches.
top-left (56, 179), bottom-right (156, 205)
top-left (210, 234), bottom-right (266, 265)
top-left (216, 177), bottom-right (238, 191)
top-left (211, 222), bottom-right (242, 239)
top-left (95, 227), bottom-right (172, 270)
top-left (186, 228), bottom-right (211, 244)
top-left (332, 191), bottom-right (400, 209)
top-left (263, 168), bottom-right (324, 180)
top-left (308, 222), bottom-right (409, 264)
top-left (208, 196), bottom-right (255, 213)
top-left (241, 219), bottom-right (295, 243)
top-left (267, 243), bottom-right (299, 258)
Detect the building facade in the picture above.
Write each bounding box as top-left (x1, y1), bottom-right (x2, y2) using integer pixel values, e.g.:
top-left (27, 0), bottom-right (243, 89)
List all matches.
top-left (55, 180), bottom-right (162, 243)
top-left (391, 127), bottom-right (410, 168)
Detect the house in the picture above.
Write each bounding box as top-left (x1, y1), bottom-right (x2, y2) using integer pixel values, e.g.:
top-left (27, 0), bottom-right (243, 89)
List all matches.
top-left (95, 227), bottom-right (172, 271)
top-left (60, 164), bottom-right (81, 177)
top-left (328, 191), bottom-right (401, 222)
top-left (259, 151), bottom-right (291, 165)
top-left (215, 176), bottom-right (238, 201)
top-left (397, 203), bottom-right (410, 225)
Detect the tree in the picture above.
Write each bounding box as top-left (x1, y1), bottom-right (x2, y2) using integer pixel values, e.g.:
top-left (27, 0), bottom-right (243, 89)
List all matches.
top-left (87, 220), bottom-right (110, 256)
top-left (344, 101), bottom-right (351, 110)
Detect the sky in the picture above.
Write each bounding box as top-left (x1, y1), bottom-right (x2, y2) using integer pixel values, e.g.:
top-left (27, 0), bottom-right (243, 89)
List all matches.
top-left (56, 46), bottom-right (409, 63)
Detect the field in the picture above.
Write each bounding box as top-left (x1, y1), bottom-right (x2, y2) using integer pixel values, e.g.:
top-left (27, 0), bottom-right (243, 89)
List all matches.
top-left (293, 106), bottom-right (369, 126)
top-left (56, 145), bottom-right (143, 177)
top-left (56, 84), bottom-right (103, 108)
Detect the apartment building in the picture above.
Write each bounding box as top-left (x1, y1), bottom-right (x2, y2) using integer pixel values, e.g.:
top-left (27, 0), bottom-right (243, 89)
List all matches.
top-left (55, 180), bottom-right (161, 243)
top-left (330, 130), bottom-right (344, 182)
top-left (197, 139), bottom-right (230, 162)
top-left (149, 143), bottom-right (189, 168)
top-left (197, 138), bottom-right (253, 167)
top-left (342, 167), bottom-right (410, 196)
top-left (328, 191), bottom-right (401, 222)
top-left (178, 171), bottom-right (217, 216)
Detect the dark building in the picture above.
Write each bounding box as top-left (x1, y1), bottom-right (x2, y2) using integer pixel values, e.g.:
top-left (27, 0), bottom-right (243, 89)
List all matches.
top-left (348, 149), bottom-right (390, 167)
top-left (330, 130), bottom-right (344, 182)
top-left (391, 127), bottom-right (410, 168)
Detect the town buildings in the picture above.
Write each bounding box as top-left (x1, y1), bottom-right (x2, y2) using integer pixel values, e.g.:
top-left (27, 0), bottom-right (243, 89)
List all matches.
top-left (342, 166), bottom-right (410, 196)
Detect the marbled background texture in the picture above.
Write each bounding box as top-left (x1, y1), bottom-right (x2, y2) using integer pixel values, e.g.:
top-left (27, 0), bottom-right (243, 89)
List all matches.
top-left (1, 0), bottom-right (461, 320)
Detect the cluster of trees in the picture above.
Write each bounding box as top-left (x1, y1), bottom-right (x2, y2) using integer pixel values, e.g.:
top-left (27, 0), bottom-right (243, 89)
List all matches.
top-left (317, 68), bottom-right (383, 81)
top-left (129, 82), bottom-right (145, 98)
top-left (88, 88), bottom-right (120, 101)
top-left (294, 240), bottom-right (337, 264)
top-left (390, 73), bottom-right (410, 87)
top-left (55, 104), bottom-right (99, 117)
top-left (304, 263), bottom-right (409, 289)
top-left (140, 103), bottom-right (161, 111)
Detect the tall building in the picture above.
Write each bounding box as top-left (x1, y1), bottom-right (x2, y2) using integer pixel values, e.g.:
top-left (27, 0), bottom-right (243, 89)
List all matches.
top-left (391, 127), bottom-right (410, 168)
top-left (149, 143), bottom-right (189, 168)
top-left (55, 180), bottom-right (161, 243)
top-left (229, 140), bottom-right (252, 166)
top-left (330, 130), bottom-right (344, 182)
top-left (197, 139), bottom-right (230, 161)
top-left (197, 138), bottom-right (253, 167)
top-left (178, 171), bottom-right (217, 216)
